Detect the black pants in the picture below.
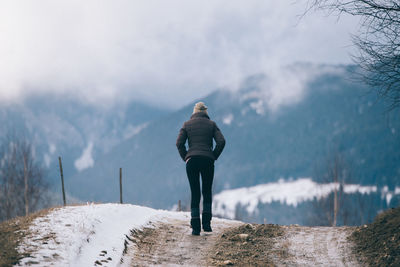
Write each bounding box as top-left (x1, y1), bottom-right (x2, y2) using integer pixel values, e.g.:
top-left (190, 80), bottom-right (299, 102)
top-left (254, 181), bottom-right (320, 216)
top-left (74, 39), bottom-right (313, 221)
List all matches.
top-left (186, 156), bottom-right (214, 218)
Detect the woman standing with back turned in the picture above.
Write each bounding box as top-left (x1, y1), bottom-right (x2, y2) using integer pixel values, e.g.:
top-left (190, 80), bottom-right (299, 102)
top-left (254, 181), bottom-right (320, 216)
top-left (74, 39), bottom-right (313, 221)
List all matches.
top-left (176, 102), bottom-right (225, 235)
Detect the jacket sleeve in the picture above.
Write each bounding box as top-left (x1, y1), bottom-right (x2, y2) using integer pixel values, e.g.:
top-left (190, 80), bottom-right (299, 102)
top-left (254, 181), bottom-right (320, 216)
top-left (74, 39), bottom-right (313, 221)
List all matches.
top-left (176, 124), bottom-right (188, 161)
top-left (212, 123), bottom-right (225, 160)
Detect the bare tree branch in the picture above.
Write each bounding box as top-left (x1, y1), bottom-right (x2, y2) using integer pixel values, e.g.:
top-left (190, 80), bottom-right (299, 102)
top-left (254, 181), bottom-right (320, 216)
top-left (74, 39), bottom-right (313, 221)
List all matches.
top-left (307, 0), bottom-right (400, 110)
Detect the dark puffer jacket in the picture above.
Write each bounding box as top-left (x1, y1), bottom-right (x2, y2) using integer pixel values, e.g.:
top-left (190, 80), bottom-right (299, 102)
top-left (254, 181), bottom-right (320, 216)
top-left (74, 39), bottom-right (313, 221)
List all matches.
top-left (176, 112), bottom-right (225, 161)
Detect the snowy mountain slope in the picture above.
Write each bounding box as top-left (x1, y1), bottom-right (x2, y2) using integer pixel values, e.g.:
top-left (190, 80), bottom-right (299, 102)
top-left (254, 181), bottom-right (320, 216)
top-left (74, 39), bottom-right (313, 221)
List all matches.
top-left (213, 178), bottom-right (400, 220)
top-left (16, 204), bottom-right (190, 266)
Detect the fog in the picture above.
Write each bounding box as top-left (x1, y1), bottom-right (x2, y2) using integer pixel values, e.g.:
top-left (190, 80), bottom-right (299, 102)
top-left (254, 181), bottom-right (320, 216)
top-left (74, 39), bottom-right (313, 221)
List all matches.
top-left (0, 0), bottom-right (359, 108)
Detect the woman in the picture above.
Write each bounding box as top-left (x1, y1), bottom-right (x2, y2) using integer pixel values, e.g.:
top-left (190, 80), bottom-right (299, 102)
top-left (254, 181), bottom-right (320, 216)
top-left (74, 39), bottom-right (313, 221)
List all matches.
top-left (176, 102), bottom-right (225, 235)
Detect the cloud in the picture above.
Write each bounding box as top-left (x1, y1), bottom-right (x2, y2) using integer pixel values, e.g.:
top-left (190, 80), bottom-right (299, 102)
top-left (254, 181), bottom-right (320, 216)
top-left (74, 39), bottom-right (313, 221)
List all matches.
top-left (74, 142), bottom-right (94, 172)
top-left (0, 0), bottom-right (359, 107)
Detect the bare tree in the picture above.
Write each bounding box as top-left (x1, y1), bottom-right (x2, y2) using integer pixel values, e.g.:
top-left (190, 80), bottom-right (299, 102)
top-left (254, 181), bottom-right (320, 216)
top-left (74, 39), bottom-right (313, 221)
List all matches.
top-left (308, 150), bottom-right (368, 226)
top-left (308, 150), bottom-right (380, 226)
top-left (329, 154), bottom-right (342, 226)
top-left (307, 0), bottom-right (400, 110)
top-left (0, 135), bottom-right (49, 222)
top-left (310, 152), bottom-right (347, 226)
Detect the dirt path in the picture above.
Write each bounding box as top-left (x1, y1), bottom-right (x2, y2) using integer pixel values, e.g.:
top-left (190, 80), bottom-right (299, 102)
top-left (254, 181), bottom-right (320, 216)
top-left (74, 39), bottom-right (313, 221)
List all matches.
top-left (122, 217), bottom-right (242, 266)
top-left (271, 225), bottom-right (361, 266)
top-left (122, 219), bottom-right (360, 266)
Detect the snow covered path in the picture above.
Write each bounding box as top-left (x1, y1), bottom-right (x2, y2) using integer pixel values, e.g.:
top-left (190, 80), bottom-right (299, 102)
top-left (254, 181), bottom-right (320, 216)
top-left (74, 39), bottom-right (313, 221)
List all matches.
top-left (16, 204), bottom-right (189, 267)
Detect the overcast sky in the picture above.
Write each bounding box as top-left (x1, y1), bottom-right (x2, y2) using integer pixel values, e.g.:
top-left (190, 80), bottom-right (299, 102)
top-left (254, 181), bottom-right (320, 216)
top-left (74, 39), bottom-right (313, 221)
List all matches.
top-left (0, 0), bottom-right (359, 108)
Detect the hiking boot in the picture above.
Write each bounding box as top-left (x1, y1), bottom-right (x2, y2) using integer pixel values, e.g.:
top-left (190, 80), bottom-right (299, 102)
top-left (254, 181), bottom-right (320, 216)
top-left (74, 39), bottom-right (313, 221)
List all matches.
top-left (202, 213), bottom-right (212, 232)
top-left (191, 218), bottom-right (201, 235)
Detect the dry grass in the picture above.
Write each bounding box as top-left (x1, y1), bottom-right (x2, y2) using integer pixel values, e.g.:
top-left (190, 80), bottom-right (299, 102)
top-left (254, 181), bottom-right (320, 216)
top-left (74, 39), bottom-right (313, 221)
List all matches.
top-left (0, 207), bottom-right (59, 267)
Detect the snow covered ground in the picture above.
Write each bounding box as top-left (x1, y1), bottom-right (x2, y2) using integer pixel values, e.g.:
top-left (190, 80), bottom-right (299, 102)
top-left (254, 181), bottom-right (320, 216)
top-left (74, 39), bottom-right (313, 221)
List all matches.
top-left (16, 203), bottom-right (189, 267)
top-left (213, 178), bottom-right (398, 219)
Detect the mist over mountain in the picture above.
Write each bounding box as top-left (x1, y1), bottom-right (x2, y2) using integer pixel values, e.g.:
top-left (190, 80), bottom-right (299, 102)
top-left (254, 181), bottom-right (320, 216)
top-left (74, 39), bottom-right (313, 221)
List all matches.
top-left (1, 62), bottom-right (398, 222)
top-left (0, 94), bottom-right (168, 186)
top-left (66, 63), bottom-right (400, 210)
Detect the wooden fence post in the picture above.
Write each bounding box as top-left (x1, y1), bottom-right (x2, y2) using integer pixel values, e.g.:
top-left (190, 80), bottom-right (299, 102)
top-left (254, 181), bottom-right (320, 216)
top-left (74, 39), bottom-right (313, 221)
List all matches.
top-left (178, 200), bottom-right (181, 211)
top-left (58, 156), bottom-right (66, 206)
top-left (119, 168), bottom-right (123, 204)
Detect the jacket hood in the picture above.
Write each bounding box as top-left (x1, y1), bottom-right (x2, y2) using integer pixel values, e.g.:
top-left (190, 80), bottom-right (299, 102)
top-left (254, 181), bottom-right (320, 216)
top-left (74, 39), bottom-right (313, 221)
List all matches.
top-left (190, 111), bottom-right (210, 120)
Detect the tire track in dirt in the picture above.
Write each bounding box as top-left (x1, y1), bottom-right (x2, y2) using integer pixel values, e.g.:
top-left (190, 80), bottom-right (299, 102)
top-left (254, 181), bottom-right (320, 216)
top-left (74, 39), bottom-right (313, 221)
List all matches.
top-left (273, 225), bottom-right (361, 266)
top-left (122, 217), bottom-right (242, 266)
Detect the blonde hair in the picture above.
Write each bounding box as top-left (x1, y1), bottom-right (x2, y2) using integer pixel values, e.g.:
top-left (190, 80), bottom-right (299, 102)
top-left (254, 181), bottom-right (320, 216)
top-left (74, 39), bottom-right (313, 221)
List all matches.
top-left (193, 102), bottom-right (208, 114)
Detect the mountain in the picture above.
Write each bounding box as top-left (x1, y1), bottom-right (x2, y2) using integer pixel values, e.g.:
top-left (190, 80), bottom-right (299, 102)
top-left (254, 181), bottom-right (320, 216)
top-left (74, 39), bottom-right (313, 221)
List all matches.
top-left (0, 94), bottom-right (168, 187)
top-left (68, 63), bottom-right (400, 210)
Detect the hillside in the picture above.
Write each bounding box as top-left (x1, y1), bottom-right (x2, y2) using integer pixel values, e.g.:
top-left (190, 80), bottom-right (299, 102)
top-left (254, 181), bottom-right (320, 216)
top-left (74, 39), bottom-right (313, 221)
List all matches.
top-left (351, 206), bottom-right (400, 266)
top-left (68, 64), bottom-right (400, 215)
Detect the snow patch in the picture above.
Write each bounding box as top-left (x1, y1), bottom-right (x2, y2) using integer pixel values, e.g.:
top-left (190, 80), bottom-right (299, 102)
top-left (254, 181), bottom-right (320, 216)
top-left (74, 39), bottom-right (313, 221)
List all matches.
top-left (43, 154), bottom-right (51, 168)
top-left (213, 178), bottom-right (379, 219)
top-left (380, 186), bottom-right (395, 205)
top-left (123, 123), bottom-right (148, 139)
top-left (343, 184), bottom-right (377, 194)
top-left (381, 185), bottom-right (389, 195)
top-left (249, 100), bottom-right (265, 115)
top-left (49, 143), bottom-right (56, 154)
top-left (222, 114), bottom-right (234, 125)
top-left (43, 143), bottom-right (57, 168)
top-left (395, 187), bottom-right (400, 195)
top-left (74, 142), bottom-right (94, 172)
top-left (386, 193), bottom-right (393, 206)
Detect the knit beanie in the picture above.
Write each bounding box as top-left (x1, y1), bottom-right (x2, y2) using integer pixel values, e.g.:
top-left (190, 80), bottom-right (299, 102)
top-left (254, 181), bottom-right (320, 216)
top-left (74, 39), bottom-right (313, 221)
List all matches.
top-left (193, 102), bottom-right (208, 114)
